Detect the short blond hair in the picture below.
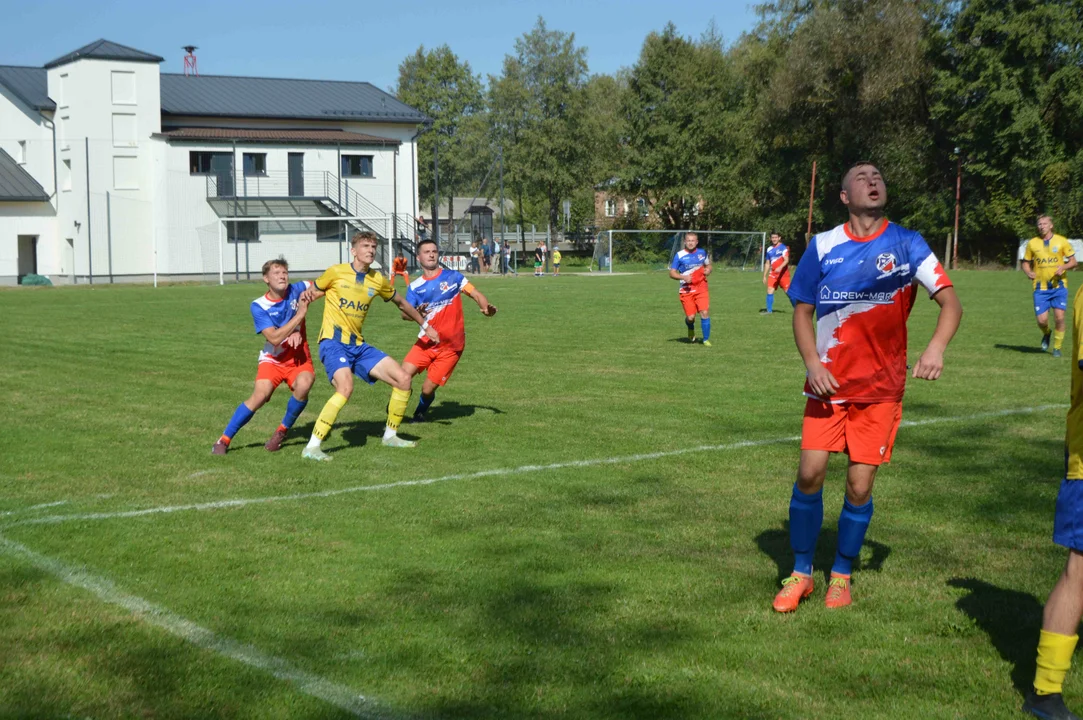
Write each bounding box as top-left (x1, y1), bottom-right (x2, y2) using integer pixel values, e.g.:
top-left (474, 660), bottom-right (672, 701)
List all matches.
top-left (351, 231), bottom-right (378, 247)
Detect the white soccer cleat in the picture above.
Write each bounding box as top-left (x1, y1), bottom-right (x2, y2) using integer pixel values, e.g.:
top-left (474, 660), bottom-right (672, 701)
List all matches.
top-left (302, 447), bottom-right (333, 462)
top-left (382, 435), bottom-right (417, 448)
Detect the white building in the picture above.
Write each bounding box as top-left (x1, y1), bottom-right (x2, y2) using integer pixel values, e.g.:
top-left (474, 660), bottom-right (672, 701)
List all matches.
top-left (0, 39), bottom-right (428, 285)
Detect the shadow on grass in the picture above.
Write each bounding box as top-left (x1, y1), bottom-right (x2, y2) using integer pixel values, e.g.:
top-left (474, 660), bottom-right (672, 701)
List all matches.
top-left (665, 337), bottom-right (700, 344)
top-left (421, 400), bottom-right (504, 425)
top-left (755, 523), bottom-right (891, 583)
top-left (993, 343), bottom-right (1046, 355)
top-left (948, 577), bottom-right (1042, 695)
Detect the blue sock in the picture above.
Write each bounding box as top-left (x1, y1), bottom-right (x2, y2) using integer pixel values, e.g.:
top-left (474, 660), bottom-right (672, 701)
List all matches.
top-left (415, 391), bottom-right (435, 415)
top-left (766, 293), bottom-right (775, 313)
top-left (280, 396), bottom-right (307, 430)
top-left (701, 317), bottom-right (711, 341)
top-left (832, 497), bottom-right (874, 576)
top-left (789, 484), bottom-right (823, 576)
top-left (222, 403), bottom-right (255, 441)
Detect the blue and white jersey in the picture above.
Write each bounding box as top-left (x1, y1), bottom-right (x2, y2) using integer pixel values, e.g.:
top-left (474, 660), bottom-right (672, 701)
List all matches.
top-left (406, 269), bottom-right (470, 351)
top-left (670, 247), bottom-right (709, 293)
top-left (766, 243), bottom-right (790, 273)
top-left (788, 220), bottom-right (951, 403)
top-left (250, 280), bottom-right (312, 364)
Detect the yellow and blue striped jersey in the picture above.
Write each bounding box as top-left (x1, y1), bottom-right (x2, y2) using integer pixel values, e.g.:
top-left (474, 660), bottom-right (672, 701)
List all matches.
top-left (1069, 286), bottom-right (1083, 479)
top-left (1024, 234), bottom-right (1075, 290)
top-left (314, 263), bottom-right (396, 345)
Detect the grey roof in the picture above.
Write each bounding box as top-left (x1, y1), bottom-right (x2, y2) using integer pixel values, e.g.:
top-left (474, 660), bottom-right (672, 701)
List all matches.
top-left (0, 148), bottom-right (49, 201)
top-left (0, 65), bottom-right (54, 110)
top-left (160, 74), bottom-right (428, 123)
top-left (44, 39), bottom-right (164, 69)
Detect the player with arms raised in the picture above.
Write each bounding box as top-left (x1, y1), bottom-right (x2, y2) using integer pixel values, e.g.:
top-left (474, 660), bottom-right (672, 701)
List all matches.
top-left (401, 238), bottom-right (497, 422)
top-left (761, 231), bottom-right (791, 314)
top-left (300, 232), bottom-right (438, 460)
top-left (670, 232), bottom-right (713, 346)
top-left (1022, 215), bottom-right (1077, 357)
top-left (772, 162), bottom-right (962, 613)
top-left (212, 257), bottom-right (314, 455)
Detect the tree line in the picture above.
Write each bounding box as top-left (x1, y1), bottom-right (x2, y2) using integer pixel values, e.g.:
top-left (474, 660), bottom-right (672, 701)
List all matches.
top-left (396, 0), bottom-right (1083, 262)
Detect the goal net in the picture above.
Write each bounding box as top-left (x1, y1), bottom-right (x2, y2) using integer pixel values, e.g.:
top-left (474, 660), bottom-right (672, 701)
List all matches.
top-left (589, 230), bottom-right (766, 273)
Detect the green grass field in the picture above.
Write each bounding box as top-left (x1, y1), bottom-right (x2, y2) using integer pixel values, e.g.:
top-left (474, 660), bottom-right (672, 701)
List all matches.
top-left (0, 269), bottom-right (1074, 719)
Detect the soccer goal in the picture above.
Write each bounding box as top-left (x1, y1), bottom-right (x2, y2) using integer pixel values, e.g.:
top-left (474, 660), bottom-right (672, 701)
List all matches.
top-left (588, 229), bottom-right (767, 274)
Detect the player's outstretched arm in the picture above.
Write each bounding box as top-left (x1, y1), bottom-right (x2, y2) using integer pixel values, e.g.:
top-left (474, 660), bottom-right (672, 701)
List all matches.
top-left (391, 293), bottom-right (439, 343)
top-left (465, 287), bottom-right (497, 317)
top-left (912, 286), bottom-right (962, 381)
top-left (260, 297), bottom-right (309, 346)
top-left (793, 302), bottom-right (838, 397)
top-left (300, 286), bottom-right (325, 304)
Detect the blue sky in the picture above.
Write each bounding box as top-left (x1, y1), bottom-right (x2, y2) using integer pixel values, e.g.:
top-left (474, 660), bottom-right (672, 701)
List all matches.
top-left (1, 0), bottom-right (761, 91)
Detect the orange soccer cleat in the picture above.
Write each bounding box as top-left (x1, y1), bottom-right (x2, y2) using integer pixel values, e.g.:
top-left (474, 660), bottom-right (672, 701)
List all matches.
top-left (825, 573), bottom-right (852, 609)
top-left (773, 574), bottom-right (814, 613)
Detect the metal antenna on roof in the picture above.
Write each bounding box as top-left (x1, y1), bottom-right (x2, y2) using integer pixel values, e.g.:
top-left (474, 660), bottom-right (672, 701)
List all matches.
top-left (183, 46), bottom-right (199, 77)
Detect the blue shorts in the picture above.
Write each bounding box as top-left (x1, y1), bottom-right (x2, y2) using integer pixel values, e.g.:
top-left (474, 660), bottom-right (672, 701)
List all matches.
top-left (318, 339), bottom-right (388, 385)
top-left (1053, 478), bottom-right (1083, 551)
top-left (1034, 287), bottom-right (1068, 316)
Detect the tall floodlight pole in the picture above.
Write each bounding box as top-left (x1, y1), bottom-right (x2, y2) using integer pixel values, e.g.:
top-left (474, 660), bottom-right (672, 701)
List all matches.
top-left (432, 139), bottom-right (440, 244)
top-left (953, 149), bottom-right (962, 270)
top-left (499, 147), bottom-right (506, 273)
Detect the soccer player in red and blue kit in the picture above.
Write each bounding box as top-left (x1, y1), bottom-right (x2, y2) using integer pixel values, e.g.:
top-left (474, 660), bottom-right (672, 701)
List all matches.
top-left (670, 232), bottom-right (713, 346)
top-left (212, 257), bottom-right (315, 455)
top-left (403, 237), bottom-right (497, 422)
top-left (761, 231), bottom-right (790, 314)
top-left (772, 162), bottom-right (963, 613)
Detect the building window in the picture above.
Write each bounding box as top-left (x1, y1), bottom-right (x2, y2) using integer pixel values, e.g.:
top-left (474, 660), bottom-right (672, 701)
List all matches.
top-left (636, 198), bottom-right (649, 217)
top-left (17, 141), bottom-right (26, 164)
top-left (317, 220), bottom-right (347, 243)
top-left (62, 159), bottom-right (71, 191)
top-left (59, 115), bottom-right (69, 151)
top-left (190, 151), bottom-right (232, 175)
top-left (604, 198), bottom-right (617, 217)
top-left (243, 153), bottom-right (267, 177)
top-left (227, 221), bottom-right (259, 243)
top-left (341, 155), bottom-right (373, 178)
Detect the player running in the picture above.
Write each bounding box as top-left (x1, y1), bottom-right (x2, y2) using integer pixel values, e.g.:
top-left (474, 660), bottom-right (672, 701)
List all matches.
top-left (299, 232), bottom-right (438, 460)
top-left (761, 231), bottom-right (791, 314)
top-left (401, 237), bottom-right (497, 422)
top-left (669, 232), bottom-right (713, 346)
top-left (391, 250), bottom-right (410, 287)
top-left (212, 257), bottom-right (315, 455)
top-left (1023, 281), bottom-right (1083, 720)
top-left (1022, 215), bottom-right (1077, 357)
top-left (772, 162), bottom-right (962, 613)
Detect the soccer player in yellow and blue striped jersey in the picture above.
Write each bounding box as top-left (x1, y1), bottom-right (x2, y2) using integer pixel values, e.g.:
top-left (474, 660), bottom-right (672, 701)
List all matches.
top-left (299, 232), bottom-right (438, 460)
top-left (1024, 283), bottom-right (1083, 719)
top-left (1022, 215), bottom-right (1077, 357)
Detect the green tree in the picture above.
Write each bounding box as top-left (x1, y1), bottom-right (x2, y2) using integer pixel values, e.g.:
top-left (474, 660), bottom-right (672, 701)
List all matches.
top-left (396, 45), bottom-right (486, 230)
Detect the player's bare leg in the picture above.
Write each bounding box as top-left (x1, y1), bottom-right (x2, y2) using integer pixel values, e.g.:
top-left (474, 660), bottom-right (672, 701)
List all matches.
top-left (1024, 550), bottom-right (1083, 719)
top-left (774, 450), bottom-right (830, 612)
top-left (1038, 309), bottom-right (1053, 352)
top-left (266, 372), bottom-right (314, 452)
top-left (213, 379), bottom-right (275, 455)
top-left (303, 368), bottom-right (353, 461)
top-left (369, 357), bottom-right (416, 447)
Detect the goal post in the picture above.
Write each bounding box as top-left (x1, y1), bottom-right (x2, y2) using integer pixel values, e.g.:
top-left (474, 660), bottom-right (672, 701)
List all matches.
top-left (588, 229), bottom-right (767, 274)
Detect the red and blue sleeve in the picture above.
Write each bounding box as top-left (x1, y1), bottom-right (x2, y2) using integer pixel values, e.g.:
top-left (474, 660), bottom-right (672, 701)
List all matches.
top-left (787, 238), bottom-right (821, 306)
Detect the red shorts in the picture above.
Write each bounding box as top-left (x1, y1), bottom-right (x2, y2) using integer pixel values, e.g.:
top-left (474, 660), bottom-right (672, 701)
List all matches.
top-left (404, 342), bottom-right (463, 387)
top-left (256, 360), bottom-right (315, 390)
top-left (800, 398), bottom-right (903, 466)
top-left (679, 289), bottom-right (709, 316)
top-left (768, 267), bottom-right (791, 291)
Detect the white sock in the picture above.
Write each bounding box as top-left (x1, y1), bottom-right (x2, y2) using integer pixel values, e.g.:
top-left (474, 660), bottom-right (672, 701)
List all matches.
top-left (306, 436), bottom-right (321, 450)
top-left (382, 426), bottom-right (397, 440)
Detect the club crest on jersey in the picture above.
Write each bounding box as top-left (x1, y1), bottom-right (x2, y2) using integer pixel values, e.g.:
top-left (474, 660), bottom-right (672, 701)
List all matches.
top-left (440, 281), bottom-right (453, 292)
top-left (876, 253), bottom-right (897, 273)
top-left (367, 288), bottom-right (376, 297)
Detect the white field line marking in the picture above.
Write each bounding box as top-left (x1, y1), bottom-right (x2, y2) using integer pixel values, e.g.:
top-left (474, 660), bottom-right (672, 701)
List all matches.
top-left (0, 500), bottom-right (70, 518)
top-left (0, 533), bottom-right (394, 719)
top-left (6, 404), bottom-right (1066, 530)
